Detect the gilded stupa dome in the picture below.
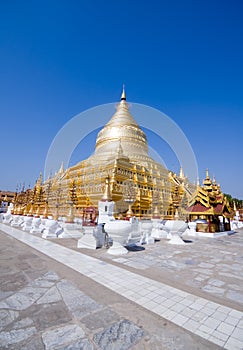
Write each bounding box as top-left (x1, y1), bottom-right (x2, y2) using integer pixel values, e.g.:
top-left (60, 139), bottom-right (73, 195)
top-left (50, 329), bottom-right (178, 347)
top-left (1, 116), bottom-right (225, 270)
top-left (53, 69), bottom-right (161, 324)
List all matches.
top-left (20, 86), bottom-right (197, 221)
top-left (94, 87), bottom-right (149, 163)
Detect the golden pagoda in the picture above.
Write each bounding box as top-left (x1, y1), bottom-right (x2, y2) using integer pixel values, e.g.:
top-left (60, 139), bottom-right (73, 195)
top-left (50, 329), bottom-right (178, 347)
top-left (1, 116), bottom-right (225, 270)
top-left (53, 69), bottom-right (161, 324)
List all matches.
top-left (187, 170), bottom-right (233, 232)
top-left (14, 88), bottom-right (195, 220)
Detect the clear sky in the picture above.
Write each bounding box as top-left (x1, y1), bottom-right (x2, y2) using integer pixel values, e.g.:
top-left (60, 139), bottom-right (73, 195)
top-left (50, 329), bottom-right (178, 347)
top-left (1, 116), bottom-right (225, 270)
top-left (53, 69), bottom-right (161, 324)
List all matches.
top-left (0, 0), bottom-right (243, 198)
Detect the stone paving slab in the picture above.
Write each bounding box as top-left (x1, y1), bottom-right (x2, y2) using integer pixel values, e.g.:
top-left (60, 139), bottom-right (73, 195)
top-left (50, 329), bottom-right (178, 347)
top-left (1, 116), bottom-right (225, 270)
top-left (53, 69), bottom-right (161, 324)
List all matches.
top-left (42, 324), bottom-right (86, 350)
top-left (55, 229), bottom-right (243, 308)
top-left (1, 227), bottom-right (220, 350)
top-left (0, 267), bottom-right (144, 349)
top-left (1, 223), bottom-right (243, 349)
top-left (107, 233), bottom-right (243, 307)
top-left (0, 326), bottom-right (37, 348)
top-left (93, 319), bottom-right (144, 350)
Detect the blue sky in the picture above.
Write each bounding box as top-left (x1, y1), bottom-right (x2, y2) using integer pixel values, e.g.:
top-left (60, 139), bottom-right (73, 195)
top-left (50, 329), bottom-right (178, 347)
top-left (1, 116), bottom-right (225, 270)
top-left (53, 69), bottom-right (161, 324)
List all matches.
top-left (0, 0), bottom-right (243, 198)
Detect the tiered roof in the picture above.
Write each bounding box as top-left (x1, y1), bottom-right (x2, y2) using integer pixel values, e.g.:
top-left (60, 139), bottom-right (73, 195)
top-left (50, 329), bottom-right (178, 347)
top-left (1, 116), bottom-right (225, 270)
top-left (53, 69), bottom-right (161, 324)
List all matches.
top-left (187, 170), bottom-right (233, 218)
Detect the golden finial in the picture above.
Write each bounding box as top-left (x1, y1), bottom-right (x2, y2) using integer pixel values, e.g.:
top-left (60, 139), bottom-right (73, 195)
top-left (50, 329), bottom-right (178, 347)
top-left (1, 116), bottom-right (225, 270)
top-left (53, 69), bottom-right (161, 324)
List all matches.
top-left (59, 162), bottom-right (64, 173)
top-left (179, 166), bottom-right (184, 179)
top-left (206, 168), bottom-right (209, 179)
top-left (101, 176), bottom-right (112, 201)
top-left (37, 172), bottom-right (42, 185)
top-left (121, 84), bottom-right (126, 101)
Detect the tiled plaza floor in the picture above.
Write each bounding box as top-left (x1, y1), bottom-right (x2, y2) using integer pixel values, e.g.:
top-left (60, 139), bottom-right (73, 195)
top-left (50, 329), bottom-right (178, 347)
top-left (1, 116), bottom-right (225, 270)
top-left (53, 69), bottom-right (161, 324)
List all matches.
top-left (0, 222), bottom-right (243, 349)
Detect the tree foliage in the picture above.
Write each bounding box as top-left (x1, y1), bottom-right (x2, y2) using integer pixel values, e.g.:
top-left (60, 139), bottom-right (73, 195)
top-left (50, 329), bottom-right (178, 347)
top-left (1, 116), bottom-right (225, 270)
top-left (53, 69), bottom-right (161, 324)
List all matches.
top-left (224, 194), bottom-right (243, 208)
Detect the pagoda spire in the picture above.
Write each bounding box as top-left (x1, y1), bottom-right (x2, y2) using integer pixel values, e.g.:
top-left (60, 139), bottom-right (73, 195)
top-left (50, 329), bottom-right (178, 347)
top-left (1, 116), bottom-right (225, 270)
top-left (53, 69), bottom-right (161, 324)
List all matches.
top-left (36, 172), bottom-right (42, 185)
top-left (205, 168), bottom-right (210, 179)
top-left (203, 168), bottom-right (213, 192)
top-left (121, 84), bottom-right (126, 101)
top-left (179, 166), bottom-right (184, 179)
top-left (59, 161), bottom-right (64, 173)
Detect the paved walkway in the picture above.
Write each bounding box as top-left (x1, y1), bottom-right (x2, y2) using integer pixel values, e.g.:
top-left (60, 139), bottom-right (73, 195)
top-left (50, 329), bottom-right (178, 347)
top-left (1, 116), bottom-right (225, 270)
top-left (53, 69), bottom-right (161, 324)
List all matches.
top-left (0, 223), bottom-right (243, 349)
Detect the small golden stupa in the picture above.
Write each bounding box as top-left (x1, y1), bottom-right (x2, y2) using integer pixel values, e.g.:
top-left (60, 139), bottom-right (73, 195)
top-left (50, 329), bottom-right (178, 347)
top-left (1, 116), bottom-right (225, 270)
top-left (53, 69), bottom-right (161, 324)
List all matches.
top-left (187, 169), bottom-right (233, 232)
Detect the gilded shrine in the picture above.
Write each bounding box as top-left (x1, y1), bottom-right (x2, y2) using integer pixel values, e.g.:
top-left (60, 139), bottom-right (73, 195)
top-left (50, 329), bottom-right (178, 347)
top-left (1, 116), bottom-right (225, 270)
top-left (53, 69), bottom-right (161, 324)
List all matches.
top-left (187, 170), bottom-right (233, 232)
top-left (13, 89), bottom-right (197, 220)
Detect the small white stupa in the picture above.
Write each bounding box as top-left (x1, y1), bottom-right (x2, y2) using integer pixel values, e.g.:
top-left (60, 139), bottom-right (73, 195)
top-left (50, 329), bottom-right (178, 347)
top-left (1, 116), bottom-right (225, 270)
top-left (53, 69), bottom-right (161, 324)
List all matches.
top-left (98, 176), bottom-right (115, 224)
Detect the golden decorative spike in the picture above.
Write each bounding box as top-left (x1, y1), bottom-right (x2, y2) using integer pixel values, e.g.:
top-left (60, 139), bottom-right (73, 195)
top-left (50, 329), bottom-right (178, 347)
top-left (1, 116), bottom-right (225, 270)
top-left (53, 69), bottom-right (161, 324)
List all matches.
top-left (23, 206), bottom-right (28, 216)
top-left (42, 201), bottom-right (49, 219)
top-left (179, 166), bottom-right (184, 179)
top-left (206, 168), bottom-right (209, 179)
top-left (126, 203), bottom-right (134, 218)
top-left (101, 176), bottom-right (112, 201)
top-left (37, 172), bottom-right (42, 185)
top-left (59, 162), bottom-right (64, 173)
top-left (27, 203), bottom-right (33, 216)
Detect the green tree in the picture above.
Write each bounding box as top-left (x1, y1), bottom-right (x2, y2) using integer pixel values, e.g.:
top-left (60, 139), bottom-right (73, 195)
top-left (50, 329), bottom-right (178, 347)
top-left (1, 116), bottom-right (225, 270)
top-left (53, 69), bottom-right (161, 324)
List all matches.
top-left (224, 194), bottom-right (243, 208)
